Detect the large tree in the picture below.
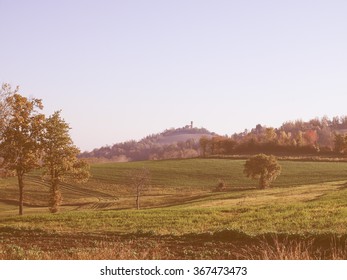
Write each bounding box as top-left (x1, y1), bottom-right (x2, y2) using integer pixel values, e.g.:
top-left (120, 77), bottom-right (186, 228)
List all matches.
top-left (0, 93), bottom-right (45, 215)
top-left (243, 154), bottom-right (281, 189)
top-left (41, 111), bottom-right (90, 213)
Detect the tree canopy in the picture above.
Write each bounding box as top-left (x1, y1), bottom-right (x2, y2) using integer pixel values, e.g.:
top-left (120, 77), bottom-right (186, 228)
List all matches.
top-left (0, 84), bottom-right (90, 215)
top-left (243, 154), bottom-right (281, 189)
top-left (42, 111), bottom-right (90, 213)
top-left (0, 92), bottom-right (45, 215)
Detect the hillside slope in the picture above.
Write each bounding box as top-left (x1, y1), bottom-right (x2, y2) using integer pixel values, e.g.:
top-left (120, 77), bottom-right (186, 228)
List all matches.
top-left (80, 125), bottom-right (216, 161)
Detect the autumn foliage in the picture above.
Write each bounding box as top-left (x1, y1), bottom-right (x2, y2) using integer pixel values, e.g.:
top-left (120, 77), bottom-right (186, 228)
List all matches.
top-left (42, 111), bottom-right (90, 213)
top-left (244, 154), bottom-right (281, 189)
top-left (199, 119), bottom-right (347, 157)
top-left (0, 84), bottom-right (90, 215)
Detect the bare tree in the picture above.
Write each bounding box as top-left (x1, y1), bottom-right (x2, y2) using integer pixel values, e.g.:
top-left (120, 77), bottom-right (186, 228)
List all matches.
top-left (127, 167), bottom-right (150, 210)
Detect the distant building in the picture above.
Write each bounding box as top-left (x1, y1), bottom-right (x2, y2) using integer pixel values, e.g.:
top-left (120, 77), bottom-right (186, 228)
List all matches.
top-left (185, 121), bottom-right (194, 130)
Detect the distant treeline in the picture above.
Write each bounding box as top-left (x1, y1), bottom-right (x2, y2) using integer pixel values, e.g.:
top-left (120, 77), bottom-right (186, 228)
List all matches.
top-left (81, 116), bottom-right (347, 162)
top-left (200, 116), bottom-right (347, 157)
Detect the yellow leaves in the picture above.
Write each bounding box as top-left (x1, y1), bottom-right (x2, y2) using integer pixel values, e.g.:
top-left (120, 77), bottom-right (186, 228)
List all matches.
top-left (0, 93), bottom-right (45, 173)
top-left (42, 111), bottom-right (91, 184)
top-left (0, 86), bottom-right (90, 214)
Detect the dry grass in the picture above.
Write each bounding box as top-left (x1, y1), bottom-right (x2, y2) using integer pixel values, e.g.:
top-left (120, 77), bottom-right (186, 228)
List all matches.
top-left (0, 238), bottom-right (174, 260)
top-left (237, 236), bottom-right (347, 260)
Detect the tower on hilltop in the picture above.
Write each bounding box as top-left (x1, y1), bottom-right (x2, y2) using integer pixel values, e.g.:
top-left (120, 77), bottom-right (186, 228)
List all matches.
top-left (190, 121), bottom-right (193, 129)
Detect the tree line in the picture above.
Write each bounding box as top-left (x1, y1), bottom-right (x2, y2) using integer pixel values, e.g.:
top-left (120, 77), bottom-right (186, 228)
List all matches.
top-left (0, 84), bottom-right (90, 215)
top-left (82, 116), bottom-right (347, 163)
top-left (200, 117), bottom-right (347, 157)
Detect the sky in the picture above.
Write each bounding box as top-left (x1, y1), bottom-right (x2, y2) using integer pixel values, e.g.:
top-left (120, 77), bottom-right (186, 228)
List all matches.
top-left (1, 0), bottom-right (347, 152)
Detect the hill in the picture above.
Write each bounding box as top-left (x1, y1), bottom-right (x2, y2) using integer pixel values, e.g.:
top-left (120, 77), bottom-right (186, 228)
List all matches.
top-left (80, 125), bottom-right (216, 162)
top-left (80, 115), bottom-right (347, 162)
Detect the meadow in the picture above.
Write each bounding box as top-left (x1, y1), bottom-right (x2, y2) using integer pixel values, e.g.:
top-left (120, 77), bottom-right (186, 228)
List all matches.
top-left (1, 158), bottom-right (347, 259)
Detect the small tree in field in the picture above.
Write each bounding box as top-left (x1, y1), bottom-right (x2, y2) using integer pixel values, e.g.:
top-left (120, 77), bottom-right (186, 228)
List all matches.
top-left (42, 111), bottom-right (90, 213)
top-left (243, 154), bottom-right (281, 189)
top-left (127, 167), bottom-right (150, 210)
top-left (0, 93), bottom-right (45, 215)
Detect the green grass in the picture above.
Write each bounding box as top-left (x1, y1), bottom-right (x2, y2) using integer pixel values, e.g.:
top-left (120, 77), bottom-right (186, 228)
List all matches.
top-left (1, 158), bottom-right (347, 259)
top-left (91, 158), bottom-right (347, 187)
top-left (1, 158), bottom-right (347, 235)
top-left (1, 158), bottom-right (346, 214)
top-left (1, 181), bottom-right (347, 236)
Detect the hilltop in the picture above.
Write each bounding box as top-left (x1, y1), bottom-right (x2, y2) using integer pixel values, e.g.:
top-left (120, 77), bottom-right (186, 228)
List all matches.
top-left (80, 123), bottom-right (216, 162)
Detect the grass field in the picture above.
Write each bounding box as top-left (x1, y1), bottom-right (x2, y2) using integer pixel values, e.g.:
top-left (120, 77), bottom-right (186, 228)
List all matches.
top-left (1, 158), bottom-right (347, 259)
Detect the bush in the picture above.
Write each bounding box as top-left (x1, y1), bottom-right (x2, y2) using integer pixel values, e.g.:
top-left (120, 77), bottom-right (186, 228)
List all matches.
top-left (214, 179), bottom-right (227, 192)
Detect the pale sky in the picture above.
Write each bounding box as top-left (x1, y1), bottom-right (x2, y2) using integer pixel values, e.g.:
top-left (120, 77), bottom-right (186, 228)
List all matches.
top-left (1, 0), bottom-right (346, 151)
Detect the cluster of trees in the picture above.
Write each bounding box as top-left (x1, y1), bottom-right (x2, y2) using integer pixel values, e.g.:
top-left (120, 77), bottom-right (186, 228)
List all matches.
top-left (200, 117), bottom-right (347, 157)
top-left (82, 116), bottom-right (347, 163)
top-left (81, 127), bottom-right (214, 161)
top-left (0, 84), bottom-right (90, 215)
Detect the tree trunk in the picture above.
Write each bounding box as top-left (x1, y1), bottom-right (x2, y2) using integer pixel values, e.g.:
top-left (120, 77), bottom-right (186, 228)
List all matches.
top-left (136, 186), bottom-right (140, 210)
top-left (259, 175), bottom-right (266, 189)
top-left (50, 178), bottom-right (61, 213)
top-left (136, 195), bottom-right (140, 210)
top-left (17, 172), bottom-right (24, 215)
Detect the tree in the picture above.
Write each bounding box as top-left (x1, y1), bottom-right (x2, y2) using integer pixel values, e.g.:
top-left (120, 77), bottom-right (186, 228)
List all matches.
top-left (334, 134), bottom-right (347, 154)
top-left (199, 136), bottom-right (209, 157)
top-left (0, 93), bottom-right (45, 215)
top-left (127, 167), bottom-right (150, 210)
top-left (0, 83), bottom-right (16, 135)
top-left (304, 130), bottom-right (318, 146)
top-left (264, 127), bottom-right (277, 143)
top-left (41, 111), bottom-right (90, 213)
top-left (243, 154), bottom-right (281, 189)
top-left (0, 84), bottom-right (16, 177)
